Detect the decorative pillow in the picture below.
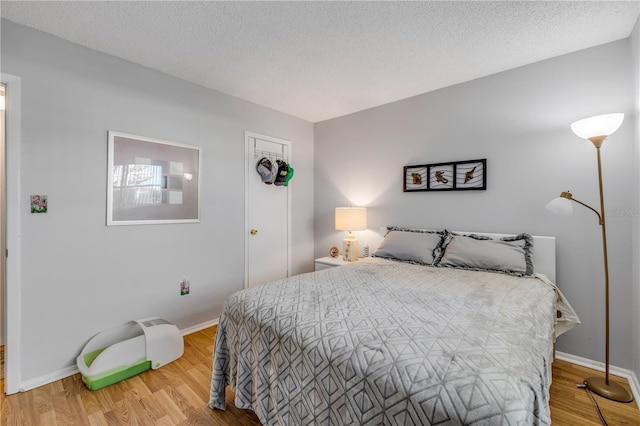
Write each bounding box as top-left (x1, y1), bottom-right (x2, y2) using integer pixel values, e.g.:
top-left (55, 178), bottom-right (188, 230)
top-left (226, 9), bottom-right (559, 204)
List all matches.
top-left (373, 227), bottom-right (446, 265)
top-left (435, 233), bottom-right (534, 276)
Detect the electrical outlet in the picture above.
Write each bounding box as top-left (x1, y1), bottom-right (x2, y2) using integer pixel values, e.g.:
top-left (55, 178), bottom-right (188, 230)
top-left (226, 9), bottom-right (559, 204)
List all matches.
top-left (180, 278), bottom-right (190, 296)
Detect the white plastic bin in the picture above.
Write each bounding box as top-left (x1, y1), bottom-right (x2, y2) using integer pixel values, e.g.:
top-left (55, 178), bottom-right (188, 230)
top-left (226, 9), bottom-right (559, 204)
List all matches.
top-left (76, 317), bottom-right (183, 390)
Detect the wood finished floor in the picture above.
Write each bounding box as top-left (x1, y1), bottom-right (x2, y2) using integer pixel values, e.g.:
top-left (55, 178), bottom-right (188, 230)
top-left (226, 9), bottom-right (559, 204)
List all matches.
top-left (1, 326), bottom-right (639, 425)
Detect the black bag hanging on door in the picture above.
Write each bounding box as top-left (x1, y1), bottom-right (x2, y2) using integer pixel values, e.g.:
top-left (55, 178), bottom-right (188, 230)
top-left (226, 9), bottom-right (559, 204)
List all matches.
top-left (274, 160), bottom-right (289, 186)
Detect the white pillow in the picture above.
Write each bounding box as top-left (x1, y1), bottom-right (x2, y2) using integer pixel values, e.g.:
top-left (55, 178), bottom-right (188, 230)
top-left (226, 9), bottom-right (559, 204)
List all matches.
top-left (436, 233), bottom-right (534, 276)
top-left (374, 229), bottom-right (445, 265)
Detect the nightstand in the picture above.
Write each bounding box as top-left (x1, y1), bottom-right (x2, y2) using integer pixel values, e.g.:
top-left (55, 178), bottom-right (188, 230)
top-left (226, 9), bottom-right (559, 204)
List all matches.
top-left (315, 256), bottom-right (348, 271)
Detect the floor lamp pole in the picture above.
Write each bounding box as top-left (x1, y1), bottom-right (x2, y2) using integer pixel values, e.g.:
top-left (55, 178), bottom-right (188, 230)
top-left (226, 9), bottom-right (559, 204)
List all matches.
top-left (583, 141), bottom-right (633, 402)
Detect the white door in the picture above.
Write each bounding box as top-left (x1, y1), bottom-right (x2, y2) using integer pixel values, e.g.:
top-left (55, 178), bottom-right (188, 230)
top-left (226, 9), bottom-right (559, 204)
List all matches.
top-left (245, 132), bottom-right (290, 288)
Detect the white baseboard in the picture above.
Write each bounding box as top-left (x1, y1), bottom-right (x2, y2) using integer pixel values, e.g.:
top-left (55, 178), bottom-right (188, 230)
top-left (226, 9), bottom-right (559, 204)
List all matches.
top-left (180, 318), bottom-right (219, 336)
top-left (19, 364), bottom-right (79, 393)
top-left (17, 317), bottom-right (221, 393)
top-left (556, 351), bottom-right (640, 403)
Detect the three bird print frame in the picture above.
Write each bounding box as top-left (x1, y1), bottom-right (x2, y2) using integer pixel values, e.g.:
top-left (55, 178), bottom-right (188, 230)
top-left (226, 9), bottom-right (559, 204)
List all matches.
top-left (403, 159), bottom-right (486, 192)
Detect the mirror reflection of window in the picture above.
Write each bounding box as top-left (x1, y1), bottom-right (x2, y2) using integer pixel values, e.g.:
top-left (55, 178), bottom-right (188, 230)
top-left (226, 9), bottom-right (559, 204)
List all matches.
top-left (112, 164), bottom-right (164, 208)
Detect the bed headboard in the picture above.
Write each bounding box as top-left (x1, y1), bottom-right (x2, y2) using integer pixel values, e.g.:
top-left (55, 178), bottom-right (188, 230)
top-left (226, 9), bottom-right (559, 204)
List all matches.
top-left (456, 231), bottom-right (556, 282)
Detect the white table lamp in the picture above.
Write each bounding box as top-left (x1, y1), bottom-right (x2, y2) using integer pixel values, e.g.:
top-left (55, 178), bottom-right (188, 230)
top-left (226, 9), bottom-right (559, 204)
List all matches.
top-left (335, 206), bottom-right (367, 262)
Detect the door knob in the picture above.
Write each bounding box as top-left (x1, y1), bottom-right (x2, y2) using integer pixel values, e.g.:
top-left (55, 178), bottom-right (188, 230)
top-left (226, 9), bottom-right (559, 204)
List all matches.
top-left (250, 229), bottom-right (258, 235)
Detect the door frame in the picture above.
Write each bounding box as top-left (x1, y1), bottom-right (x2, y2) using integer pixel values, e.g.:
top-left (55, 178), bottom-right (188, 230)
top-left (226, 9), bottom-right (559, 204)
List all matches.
top-left (2, 73), bottom-right (22, 394)
top-left (244, 131), bottom-right (292, 289)
top-left (0, 83), bottom-right (5, 347)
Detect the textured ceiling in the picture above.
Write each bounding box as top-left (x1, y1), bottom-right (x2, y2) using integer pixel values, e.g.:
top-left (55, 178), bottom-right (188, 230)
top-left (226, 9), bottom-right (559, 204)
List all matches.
top-left (1, 1), bottom-right (639, 122)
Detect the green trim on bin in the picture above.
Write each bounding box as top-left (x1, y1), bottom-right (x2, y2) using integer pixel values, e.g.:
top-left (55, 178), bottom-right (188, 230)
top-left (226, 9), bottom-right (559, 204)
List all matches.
top-left (81, 359), bottom-right (151, 391)
top-left (83, 348), bottom-right (107, 368)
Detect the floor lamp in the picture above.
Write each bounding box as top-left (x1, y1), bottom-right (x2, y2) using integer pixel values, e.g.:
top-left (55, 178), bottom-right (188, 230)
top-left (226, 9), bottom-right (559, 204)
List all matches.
top-left (546, 113), bottom-right (633, 402)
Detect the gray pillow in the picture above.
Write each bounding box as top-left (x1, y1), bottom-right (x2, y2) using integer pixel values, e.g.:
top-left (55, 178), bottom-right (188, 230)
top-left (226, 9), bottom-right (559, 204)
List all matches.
top-left (374, 230), bottom-right (444, 265)
top-left (436, 233), bottom-right (534, 276)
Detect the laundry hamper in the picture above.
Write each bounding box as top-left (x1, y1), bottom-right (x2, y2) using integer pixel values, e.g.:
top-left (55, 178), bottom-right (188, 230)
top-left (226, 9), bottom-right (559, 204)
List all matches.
top-left (76, 317), bottom-right (183, 390)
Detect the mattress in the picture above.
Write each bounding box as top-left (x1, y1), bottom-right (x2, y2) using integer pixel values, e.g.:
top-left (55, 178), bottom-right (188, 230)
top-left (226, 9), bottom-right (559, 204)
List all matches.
top-left (209, 259), bottom-right (579, 425)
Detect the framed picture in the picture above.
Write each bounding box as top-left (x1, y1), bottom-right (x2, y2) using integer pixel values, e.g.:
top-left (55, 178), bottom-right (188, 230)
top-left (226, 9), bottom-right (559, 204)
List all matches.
top-left (428, 163), bottom-right (455, 190)
top-left (107, 131), bottom-right (201, 225)
top-left (456, 159), bottom-right (486, 190)
top-left (403, 165), bottom-right (428, 192)
top-left (404, 158), bottom-right (486, 192)
top-left (31, 195), bottom-right (48, 213)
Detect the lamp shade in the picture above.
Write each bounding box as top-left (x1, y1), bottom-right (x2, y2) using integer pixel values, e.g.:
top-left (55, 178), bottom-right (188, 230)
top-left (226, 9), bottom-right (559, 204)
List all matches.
top-left (545, 196), bottom-right (573, 216)
top-left (335, 207), bottom-right (367, 231)
top-left (570, 113), bottom-right (624, 140)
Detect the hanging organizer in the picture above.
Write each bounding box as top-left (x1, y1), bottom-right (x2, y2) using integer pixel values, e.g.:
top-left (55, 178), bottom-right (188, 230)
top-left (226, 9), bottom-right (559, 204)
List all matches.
top-left (254, 149), bottom-right (287, 163)
top-left (254, 138), bottom-right (293, 186)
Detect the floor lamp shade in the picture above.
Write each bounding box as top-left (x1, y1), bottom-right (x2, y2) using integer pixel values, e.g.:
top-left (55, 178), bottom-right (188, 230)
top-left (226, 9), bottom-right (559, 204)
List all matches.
top-left (545, 196), bottom-right (573, 216)
top-left (335, 207), bottom-right (367, 262)
top-left (570, 113), bottom-right (624, 141)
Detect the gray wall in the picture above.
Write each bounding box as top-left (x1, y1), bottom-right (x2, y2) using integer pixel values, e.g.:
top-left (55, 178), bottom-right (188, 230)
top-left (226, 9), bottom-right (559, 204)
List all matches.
top-left (315, 40), bottom-right (636, 370)
top-left (631, 16), bottom-right (640, 379)
top-left (1, 20), bottom-right (314, 383)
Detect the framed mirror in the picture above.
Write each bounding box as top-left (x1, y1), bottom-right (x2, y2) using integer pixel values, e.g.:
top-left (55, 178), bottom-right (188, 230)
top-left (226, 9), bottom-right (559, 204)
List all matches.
top-left (107, 131), bottom-right (201, 225)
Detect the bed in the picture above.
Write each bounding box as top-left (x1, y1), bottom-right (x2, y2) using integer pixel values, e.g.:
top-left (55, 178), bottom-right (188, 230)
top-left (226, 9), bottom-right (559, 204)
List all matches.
top-left (209, 228), bottom-right (579, 425)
